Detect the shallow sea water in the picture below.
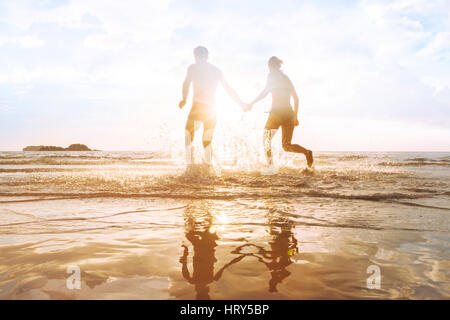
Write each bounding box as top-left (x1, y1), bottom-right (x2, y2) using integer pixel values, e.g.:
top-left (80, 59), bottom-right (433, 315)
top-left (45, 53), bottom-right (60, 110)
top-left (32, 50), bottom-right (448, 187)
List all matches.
top-left (0, 151), bottom-right (449, 299)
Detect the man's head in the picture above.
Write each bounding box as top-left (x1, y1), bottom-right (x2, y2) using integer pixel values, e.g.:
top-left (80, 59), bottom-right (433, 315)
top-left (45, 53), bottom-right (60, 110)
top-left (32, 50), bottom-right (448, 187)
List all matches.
top-left (268, 56), bottom-right (283, 71)
top-left (194, 46), bottom-right (209, 62)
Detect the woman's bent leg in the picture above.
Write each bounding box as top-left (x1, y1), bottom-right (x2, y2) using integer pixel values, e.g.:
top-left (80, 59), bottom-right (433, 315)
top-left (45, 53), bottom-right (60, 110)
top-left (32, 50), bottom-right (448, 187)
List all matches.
top-left (281, 124), bottom-right (314, 167)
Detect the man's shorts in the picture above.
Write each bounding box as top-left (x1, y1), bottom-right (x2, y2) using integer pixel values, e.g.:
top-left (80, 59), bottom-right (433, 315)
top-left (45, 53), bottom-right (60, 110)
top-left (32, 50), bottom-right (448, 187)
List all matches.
top-left (186, 102), bottom-right (217, 132)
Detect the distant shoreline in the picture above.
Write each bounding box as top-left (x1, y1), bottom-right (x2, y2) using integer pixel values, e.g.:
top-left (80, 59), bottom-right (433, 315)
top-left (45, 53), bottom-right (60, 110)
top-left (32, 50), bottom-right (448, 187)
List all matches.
top-left (7, 149), bottom-right (450, 153)
top-left (22, 144), bottom-right (96, 151)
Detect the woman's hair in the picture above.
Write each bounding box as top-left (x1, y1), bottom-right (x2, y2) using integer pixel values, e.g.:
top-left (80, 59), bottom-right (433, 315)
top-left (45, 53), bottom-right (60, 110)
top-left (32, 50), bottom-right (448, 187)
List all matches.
top-left (268, 56), bottom-right (283, 69)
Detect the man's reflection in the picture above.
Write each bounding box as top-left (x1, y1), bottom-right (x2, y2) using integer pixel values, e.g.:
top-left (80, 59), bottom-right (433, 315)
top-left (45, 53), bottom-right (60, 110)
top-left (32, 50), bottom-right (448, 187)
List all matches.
top-left (179, 201), bottom-right (218, 299)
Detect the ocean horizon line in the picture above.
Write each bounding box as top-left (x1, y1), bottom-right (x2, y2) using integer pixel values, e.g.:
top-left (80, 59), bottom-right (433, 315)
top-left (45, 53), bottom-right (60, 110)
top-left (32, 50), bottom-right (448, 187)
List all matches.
top-left (1, 149), bottom-right (449, 153)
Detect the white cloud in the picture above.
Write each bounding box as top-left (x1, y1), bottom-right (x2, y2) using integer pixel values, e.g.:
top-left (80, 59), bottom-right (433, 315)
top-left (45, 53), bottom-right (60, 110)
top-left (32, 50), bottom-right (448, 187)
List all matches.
top-left (385, 0), bottom-right (443, 13)
top-left (83, 34), bottom-right (124, 51)
top-left (0, 66), bottom-right (87, 84)
top-left (0, 104), bottom-right (14, 114)
top-left (421, 76), bottom-right (450, 95)
top-left (418, 32), bottom-right (450, 56)
top-left (0, 35), bottom-right (44, 48)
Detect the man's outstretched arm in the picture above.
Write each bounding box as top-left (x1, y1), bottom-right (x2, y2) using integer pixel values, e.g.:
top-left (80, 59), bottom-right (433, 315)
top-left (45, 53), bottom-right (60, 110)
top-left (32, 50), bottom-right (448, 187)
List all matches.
top-left (220, 75), bottom-right (246, 108)
top-left (179, 67), bottom-right (192, 109)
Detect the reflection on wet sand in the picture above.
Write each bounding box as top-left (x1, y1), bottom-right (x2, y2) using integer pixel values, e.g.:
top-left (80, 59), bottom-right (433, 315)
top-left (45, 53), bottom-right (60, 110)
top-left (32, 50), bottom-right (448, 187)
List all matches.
top-left (180, 201), bottom-right (219, 299)
top-left (261, 206), bottom-right (299, 293)
top-left (0, 196), bottom-right (448, 299)
top-left (180, 200), bottom-right (299, 299)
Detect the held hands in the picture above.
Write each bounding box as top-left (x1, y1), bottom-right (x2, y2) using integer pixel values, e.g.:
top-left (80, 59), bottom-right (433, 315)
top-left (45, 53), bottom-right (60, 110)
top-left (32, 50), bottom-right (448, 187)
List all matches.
top-left (178, 99), bottom-right (186, 109)
top-left (240, 102), bottom-right (253, 112)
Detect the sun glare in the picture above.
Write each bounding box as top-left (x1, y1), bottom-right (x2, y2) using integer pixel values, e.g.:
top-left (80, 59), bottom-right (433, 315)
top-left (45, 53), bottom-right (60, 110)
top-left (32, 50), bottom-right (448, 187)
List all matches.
top-left (215, 90), bottom-right (243, 123)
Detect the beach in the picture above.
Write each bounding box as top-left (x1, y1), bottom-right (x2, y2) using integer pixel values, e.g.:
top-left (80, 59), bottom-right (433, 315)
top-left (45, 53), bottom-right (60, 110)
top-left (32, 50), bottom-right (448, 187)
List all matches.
top-left (0, 151), bottom-right (449, 299)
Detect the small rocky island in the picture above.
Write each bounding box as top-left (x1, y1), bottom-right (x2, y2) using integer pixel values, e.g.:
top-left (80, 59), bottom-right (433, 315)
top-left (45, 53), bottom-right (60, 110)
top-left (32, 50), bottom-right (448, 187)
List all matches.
top-left (23, 144), bottom-right (93, 151)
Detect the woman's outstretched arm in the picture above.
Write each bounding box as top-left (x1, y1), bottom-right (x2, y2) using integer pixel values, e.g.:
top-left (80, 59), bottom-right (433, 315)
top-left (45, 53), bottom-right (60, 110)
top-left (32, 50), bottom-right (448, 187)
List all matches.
top-left (249, 76), bottom-right (271, 109)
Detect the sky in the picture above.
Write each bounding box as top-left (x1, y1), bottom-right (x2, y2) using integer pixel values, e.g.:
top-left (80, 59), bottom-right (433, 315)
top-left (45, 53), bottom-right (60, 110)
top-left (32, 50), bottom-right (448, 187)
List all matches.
top-left (0, 0), bottom-right (449, 151)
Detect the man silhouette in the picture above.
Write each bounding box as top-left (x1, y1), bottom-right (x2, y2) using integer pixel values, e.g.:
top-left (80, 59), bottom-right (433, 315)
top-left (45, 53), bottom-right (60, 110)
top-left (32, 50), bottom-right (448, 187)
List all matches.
top-left (179, 46), bottom-right (245, 166)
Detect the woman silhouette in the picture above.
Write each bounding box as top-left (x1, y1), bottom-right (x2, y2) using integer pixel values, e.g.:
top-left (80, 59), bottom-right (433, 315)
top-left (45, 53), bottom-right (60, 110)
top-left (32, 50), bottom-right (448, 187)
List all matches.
top-left (247, 56), bottom-right (313, 168)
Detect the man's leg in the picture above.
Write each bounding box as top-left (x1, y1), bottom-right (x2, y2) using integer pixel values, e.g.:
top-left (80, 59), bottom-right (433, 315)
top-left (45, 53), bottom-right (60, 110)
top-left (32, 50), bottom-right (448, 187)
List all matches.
top-left (202, 117), bottom-right (216, 165)
top-left (185, 117), bottom-right (200, 165)
top-left (281, 124), bottom-right (314, 167)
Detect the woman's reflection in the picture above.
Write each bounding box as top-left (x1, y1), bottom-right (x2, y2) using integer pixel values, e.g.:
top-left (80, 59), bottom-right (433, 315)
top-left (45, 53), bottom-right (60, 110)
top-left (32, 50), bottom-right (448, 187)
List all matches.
top-left (263, 209), bottom-right (298, 292)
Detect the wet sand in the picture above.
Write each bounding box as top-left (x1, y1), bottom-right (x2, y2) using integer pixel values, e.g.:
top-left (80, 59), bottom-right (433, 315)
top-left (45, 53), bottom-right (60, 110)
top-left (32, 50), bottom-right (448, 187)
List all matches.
top-left (0, 196), bottom-right (448, 299)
